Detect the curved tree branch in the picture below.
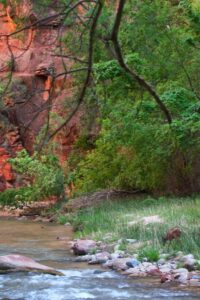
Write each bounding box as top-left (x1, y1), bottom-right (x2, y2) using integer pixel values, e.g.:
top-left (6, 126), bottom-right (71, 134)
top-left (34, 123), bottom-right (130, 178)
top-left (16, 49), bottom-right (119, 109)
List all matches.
top-left (110, 0), bottom-right (172, 124)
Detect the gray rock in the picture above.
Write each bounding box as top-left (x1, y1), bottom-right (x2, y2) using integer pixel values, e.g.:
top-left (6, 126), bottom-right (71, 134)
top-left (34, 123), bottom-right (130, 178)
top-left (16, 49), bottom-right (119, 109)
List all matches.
top-left (157, 258), bottom-right (166, 265)
top-left (180, 254), bottom-right (194, 262)
top-left (126, 239), bottom-right (137, 244)
top-left (114, 250), bottom-right (125, 256)
top-left (124, 267), bottom-right (147, 277)
top-left (142, 262), bottom-right (153, 268)
top-left (74, 255), bottom-right (93, 262)
top-left (159, 264), bottom-right (172, 274)
top-left (172, 268), bottom-right (189, 284)
top-left (126, 259), bottom-right (140, 268)
top-left (88, 252), bottom-right (111, 265)
top-left (182, 257), bottom-right (196, 271)
top-left (103, 259), bottom-right (114, 268)
top-left (110, 252), bottom-right (124, 260)
top-left (111, 258), bottom-right (130, 271)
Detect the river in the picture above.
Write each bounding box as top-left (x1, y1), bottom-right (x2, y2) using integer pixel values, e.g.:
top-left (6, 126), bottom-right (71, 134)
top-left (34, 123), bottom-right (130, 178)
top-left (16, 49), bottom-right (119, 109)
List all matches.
top-left (0, 218), bottom-right (199, 300)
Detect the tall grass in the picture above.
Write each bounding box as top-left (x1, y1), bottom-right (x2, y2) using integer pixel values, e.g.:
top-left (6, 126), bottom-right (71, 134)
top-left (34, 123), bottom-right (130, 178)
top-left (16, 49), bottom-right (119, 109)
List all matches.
top-left (63, 196), bottom-right (200, 258)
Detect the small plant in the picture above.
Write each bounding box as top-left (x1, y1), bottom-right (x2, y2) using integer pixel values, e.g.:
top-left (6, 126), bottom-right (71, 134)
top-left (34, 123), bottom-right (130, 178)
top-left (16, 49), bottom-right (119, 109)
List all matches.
top-left (137, 247), bottom-right (160, 262)
top-left (57, 215), bottom-right (68, 225)
top-left (118, 239), bottom-right (128, 251)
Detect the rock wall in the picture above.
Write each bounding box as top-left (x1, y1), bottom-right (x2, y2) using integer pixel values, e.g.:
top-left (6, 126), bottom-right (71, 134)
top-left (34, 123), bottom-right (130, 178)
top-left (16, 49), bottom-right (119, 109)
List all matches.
top-left (0, 1), bottom-right (81, 190)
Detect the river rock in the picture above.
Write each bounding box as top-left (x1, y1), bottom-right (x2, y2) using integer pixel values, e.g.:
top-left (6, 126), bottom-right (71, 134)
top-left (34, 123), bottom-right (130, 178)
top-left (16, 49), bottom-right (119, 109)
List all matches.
top-left (71, 239), bottom-right (97, 255)
top-left (179, 254), bottom-right (194, 262)
top-left (159, 263), bottom-right (173, 274)
top-left (172, 268), bottom-right (189, 284)
top-left (126, 258), bottom-right (140, 268)
top-left (147, 267), bottom-right (161, 276)
top-left (111, 258), bottom-right (130, 271)
top-left (110, 252), bottom-right (124, 260)
top-left (124, 267), bottom-right (147, 277)
top-left (160, 273), bottom-right (174, 283)
top-left (103, 258), bottom-right (130, 271)
top-left (157, 258), bottom-right (166, 265)
top-left (74, 255), bottom-right (93, 262)
top-left (0, 255), bottom-right (63, 276)
top-left (183, 258), bottom-right (196, 271)
top-left (88, 252), bottom-right (111, 265)
top-left (178, 254), bottom-right (196, 271)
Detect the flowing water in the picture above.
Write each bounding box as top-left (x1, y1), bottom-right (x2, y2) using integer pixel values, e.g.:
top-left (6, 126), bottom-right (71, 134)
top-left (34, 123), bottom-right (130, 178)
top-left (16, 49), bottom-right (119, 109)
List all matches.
top-left (0, 218), bottom-right (199, 300)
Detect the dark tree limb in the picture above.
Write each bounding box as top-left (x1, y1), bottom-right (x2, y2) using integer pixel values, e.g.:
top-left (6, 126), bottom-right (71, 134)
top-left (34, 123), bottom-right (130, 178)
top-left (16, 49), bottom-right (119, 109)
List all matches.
top-left (110, 0), bottom-right (172, 124)
top-left (48, 1), bottom-right (103, 141)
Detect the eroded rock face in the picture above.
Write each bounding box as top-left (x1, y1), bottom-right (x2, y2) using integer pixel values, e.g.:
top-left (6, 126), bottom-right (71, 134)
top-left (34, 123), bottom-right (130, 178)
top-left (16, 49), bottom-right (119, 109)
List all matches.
top-left (0, 1), bottom-right (82, 188)
top-left (0, 127), bottom-right (23, 189)
top-left (0, 254), bottom-right (63, 275)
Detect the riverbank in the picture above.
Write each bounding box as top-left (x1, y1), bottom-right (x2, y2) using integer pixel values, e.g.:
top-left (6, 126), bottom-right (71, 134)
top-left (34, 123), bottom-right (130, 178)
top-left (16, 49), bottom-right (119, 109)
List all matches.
top-left (1, 194), bottom-right (200, 287)
top-left (59, 195), bottom-right (200, 286)
top-left (2, 218), bottom-right (199, 300)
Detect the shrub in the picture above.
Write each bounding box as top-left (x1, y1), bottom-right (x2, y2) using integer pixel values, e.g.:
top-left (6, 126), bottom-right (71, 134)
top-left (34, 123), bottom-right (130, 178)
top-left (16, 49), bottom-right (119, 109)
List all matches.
top-left (0, 150), bottom-right (65, 206)
top-left (138, 247), bottom-right (160, 262)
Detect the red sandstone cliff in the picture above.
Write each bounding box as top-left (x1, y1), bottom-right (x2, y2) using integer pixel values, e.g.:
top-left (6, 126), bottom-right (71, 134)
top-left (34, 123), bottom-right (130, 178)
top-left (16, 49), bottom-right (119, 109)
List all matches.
top-left (0, 1), bottom-right (81, 190)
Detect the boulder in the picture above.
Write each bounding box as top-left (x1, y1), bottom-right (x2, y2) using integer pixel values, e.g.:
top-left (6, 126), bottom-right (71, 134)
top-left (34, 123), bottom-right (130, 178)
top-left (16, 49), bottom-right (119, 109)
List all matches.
top-left (71, 239), bottom-right (97, 255)
top-left (88, 252), bottom-right (111, 265)
top-left (0, 254), bottom-right (63, 275)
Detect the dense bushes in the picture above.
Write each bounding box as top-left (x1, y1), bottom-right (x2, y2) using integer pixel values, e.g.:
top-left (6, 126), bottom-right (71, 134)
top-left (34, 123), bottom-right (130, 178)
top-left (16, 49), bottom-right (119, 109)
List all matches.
top-left (67, 1), bottom-right (200, 196)
top-left (73, 88), bottom-right (200, 195)
top-left (0, 150), bottom-right (65, 206)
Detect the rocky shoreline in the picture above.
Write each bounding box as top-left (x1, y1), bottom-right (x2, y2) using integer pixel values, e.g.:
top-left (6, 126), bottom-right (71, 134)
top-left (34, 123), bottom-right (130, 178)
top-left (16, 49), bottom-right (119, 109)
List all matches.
top-left (1, 207), bottom-right (200, 288)
top-left (70, 238), bottom-right (200, 287)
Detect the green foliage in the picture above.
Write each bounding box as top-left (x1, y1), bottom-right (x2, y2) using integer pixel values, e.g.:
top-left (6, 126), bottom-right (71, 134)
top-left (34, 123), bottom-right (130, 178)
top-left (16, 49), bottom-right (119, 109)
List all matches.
top-left (138, 247), bottom-right (160, 262)
top-left (0, 150), bottom-right (65, 206)
top-left (69, 0), bottom-right (200, 196)
top-left (73, 85), bottom-right (200, 194)
top-left (57, 214), bottom-right (68, 225)
top-left (0, 0), bottom-right (6, 6)
top-left (64, 197), bottom-right (200, 258)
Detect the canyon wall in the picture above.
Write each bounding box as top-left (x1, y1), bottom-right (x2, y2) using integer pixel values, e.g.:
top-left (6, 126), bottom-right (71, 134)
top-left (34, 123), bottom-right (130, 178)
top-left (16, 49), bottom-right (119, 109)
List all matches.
top-left (0, 1), bottom-right (80, 190)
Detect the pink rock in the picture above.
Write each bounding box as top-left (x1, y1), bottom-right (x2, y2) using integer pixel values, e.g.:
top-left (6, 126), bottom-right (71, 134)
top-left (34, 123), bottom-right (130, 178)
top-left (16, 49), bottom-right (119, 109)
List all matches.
top-left (72, 239), bottom-right (97, 255)
top-left (111, 258), bottom-right (130, 271)
top-left (160, 273), bottom-right (174, 283)
top-left (0, 255), bottom-right (63, 275)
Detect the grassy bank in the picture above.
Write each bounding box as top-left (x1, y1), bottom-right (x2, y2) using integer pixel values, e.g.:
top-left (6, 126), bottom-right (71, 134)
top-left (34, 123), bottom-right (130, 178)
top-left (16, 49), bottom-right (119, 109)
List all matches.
top-left (59, 196), bottom-right (200, 259)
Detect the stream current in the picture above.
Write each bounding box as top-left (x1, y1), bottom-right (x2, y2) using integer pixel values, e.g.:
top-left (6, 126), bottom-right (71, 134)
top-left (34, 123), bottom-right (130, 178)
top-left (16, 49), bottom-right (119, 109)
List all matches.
top-left (0, 218), bottom-right (199, 300)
